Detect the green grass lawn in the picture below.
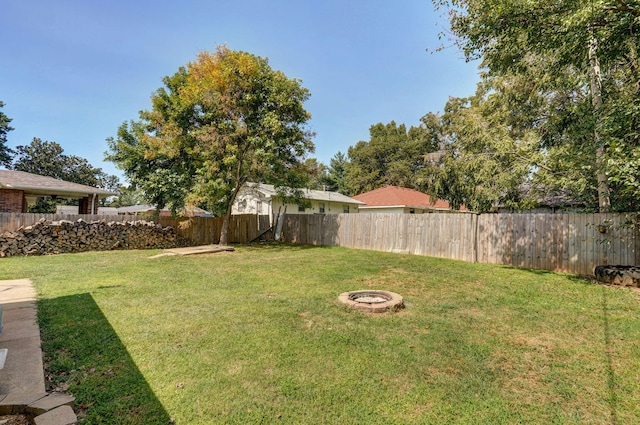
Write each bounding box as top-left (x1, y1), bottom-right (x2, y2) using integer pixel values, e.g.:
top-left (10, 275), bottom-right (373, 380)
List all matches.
top-left (2, 244), bottom-right (640, 424)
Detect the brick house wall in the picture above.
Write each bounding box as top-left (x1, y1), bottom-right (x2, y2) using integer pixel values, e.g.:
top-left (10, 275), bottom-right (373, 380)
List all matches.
top-left (0, 189), bottom-right (26, 213)
top-left (78, 194), bottom-right (98, 214)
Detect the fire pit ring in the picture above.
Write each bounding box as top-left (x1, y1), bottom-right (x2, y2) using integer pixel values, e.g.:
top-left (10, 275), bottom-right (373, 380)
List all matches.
top-left (338, 290), bottom-right (404, 313)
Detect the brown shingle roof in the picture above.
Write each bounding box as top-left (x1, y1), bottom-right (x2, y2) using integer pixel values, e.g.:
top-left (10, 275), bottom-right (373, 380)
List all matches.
top-left (353, 185), bottom-right (457, 210)
top-left (0, 169), bottom-right (115, 197)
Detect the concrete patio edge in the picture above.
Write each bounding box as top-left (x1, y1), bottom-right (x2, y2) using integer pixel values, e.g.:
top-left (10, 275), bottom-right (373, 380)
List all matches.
top-left (0, 279), bottom-right (77, 424)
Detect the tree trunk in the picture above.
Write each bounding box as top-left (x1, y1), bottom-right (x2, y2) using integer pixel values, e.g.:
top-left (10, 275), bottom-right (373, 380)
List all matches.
top-left (588, 33), bottom-right (611, 212)
top-left (219, 212), bottom-right (230, 246)
top-left (219, 181), bottom-right (245, 246)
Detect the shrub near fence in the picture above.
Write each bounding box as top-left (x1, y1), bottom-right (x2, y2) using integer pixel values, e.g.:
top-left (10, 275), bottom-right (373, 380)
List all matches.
top-left (279, 212), bottom-right (640, 275)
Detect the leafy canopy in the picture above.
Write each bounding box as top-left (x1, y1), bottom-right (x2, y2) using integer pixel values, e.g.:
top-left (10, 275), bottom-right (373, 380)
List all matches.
top-left (0, 101), bottom-right (14, 167)
top-left (107, 46), bottom-right (314, 242)
top-left (345, 118), bottom-right (438, 196)
top-left (429, 0), bottom-right (640, 212)
top-left (325, 151), bottom-right (350, 194)
top-left (418, 79), bottom-right (543, 212)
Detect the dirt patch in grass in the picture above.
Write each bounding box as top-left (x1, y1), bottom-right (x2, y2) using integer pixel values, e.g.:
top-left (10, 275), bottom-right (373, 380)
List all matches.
top-left (357, 267), bottom-right (413, 288)
top-left (457, 306), bottom-right (486, 319)
top-left (512, 334), bottom-right (557, 351)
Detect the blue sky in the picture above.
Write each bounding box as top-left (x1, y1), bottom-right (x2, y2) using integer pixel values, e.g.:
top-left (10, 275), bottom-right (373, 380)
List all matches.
top-left (1, 0), bottom-right (480, 181)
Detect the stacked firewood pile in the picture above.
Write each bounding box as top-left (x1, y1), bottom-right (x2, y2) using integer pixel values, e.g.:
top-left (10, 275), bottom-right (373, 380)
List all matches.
top-left (593, 265), bottom-right (640, 287)
top-left (0, 218), bottom-right (190, 257)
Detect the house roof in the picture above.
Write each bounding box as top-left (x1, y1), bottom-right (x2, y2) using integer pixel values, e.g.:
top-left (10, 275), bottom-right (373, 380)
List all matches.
top-left (245, 183), bottom-right (364, 205)
top-left (353, 185), bottom-right (456, 210)
top-left (0, 169), bottom-right (115, 198)
top-left (116, 204), bottom-right (212, 216)
top-left (116, 204), bottom-right (159, 214)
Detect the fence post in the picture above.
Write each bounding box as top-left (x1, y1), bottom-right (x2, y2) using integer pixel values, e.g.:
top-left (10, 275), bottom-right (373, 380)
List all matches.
top-left (472, 213), bottom-right (479, 263)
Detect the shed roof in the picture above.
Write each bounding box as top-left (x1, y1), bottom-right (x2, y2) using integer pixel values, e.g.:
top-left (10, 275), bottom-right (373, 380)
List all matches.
top-left (116, 204), bottom-right (158, 214)
top-left (353, 185), bottom-right (455, 210)
top-left (0, 169), bottom-right (115, 198)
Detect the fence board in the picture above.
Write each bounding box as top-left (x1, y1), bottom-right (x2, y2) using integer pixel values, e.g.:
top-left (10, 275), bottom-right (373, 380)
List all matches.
top-left (279, 212), bottom-right (640, 275)
top-left (160, 214), bottom-right (267, 245)
top-left (3, 211), bottom-right (639, 276)
top-left (582, 214), bottom-right (593, 275)
top-left (0, 213), bottom-right (267, 246)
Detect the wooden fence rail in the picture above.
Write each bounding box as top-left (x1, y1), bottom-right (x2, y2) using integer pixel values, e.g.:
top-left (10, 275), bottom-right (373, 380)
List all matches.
top-left (157, 215), bottom-right (271, 245)
top-left (3, 211), bottom-right (639, 275)
top-left (279, 212), bottom-right (640, 275)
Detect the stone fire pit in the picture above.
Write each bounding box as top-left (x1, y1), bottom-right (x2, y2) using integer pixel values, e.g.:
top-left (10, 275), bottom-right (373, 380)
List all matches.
top-left (338, 290), bottom-right (404, 313)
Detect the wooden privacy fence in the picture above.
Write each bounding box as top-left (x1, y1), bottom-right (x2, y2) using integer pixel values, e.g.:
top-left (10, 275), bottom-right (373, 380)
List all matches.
top-left (3, 211), bottom-right (639, 275)
top-left (0, 213), bottom-right (270, 245)
top-left (158, 214), bottom-right (270, 245)
top-left (279, 212), bottom-right (640, 275)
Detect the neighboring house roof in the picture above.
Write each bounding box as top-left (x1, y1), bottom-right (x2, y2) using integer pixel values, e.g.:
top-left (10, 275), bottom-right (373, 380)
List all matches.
top-left (116, 204), bottom-right (211, 216)
top-left (245, 183), bottom-right (365, 205)
top-left (353, 185), bottom-right (459, 211)
top-left (0, 169), bottom-right (115, 197)
top-left (116, 204), bottom-right (159, 214)
top-left (519, 184), bottom-right (587, 210)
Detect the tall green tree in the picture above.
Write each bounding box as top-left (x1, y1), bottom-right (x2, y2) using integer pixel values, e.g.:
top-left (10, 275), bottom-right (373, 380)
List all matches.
top-left (0, 101), bottom-right (14, 167)
top-left (419, 83), bottom-right (540, 212)
top-left (325, 151), bottom-right (349, 194)
top-left (303, 155), bottom-right (350, 193)
top-left (346, 118), bottom-right (438, 195)
top-left (434, 0), bottom-right (640, 212)
top-left (107, 46), bottom-right (314, 244)
top-left (303, 158), bottom-right (328, 190)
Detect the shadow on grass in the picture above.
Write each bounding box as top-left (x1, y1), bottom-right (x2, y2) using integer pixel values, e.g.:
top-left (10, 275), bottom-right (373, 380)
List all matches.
top-left (237, 241), bottom-right (332, 252)
top-left (38, 293), bottom-right (171, 424)
top-left (497, 264), bottom-right (597, 284)
top-left (601, 286), bottom-right (619, 425)
top-left (497, 264), bottom-right (567, 276)
top-left (509, 267), bottom-right (620, 422)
